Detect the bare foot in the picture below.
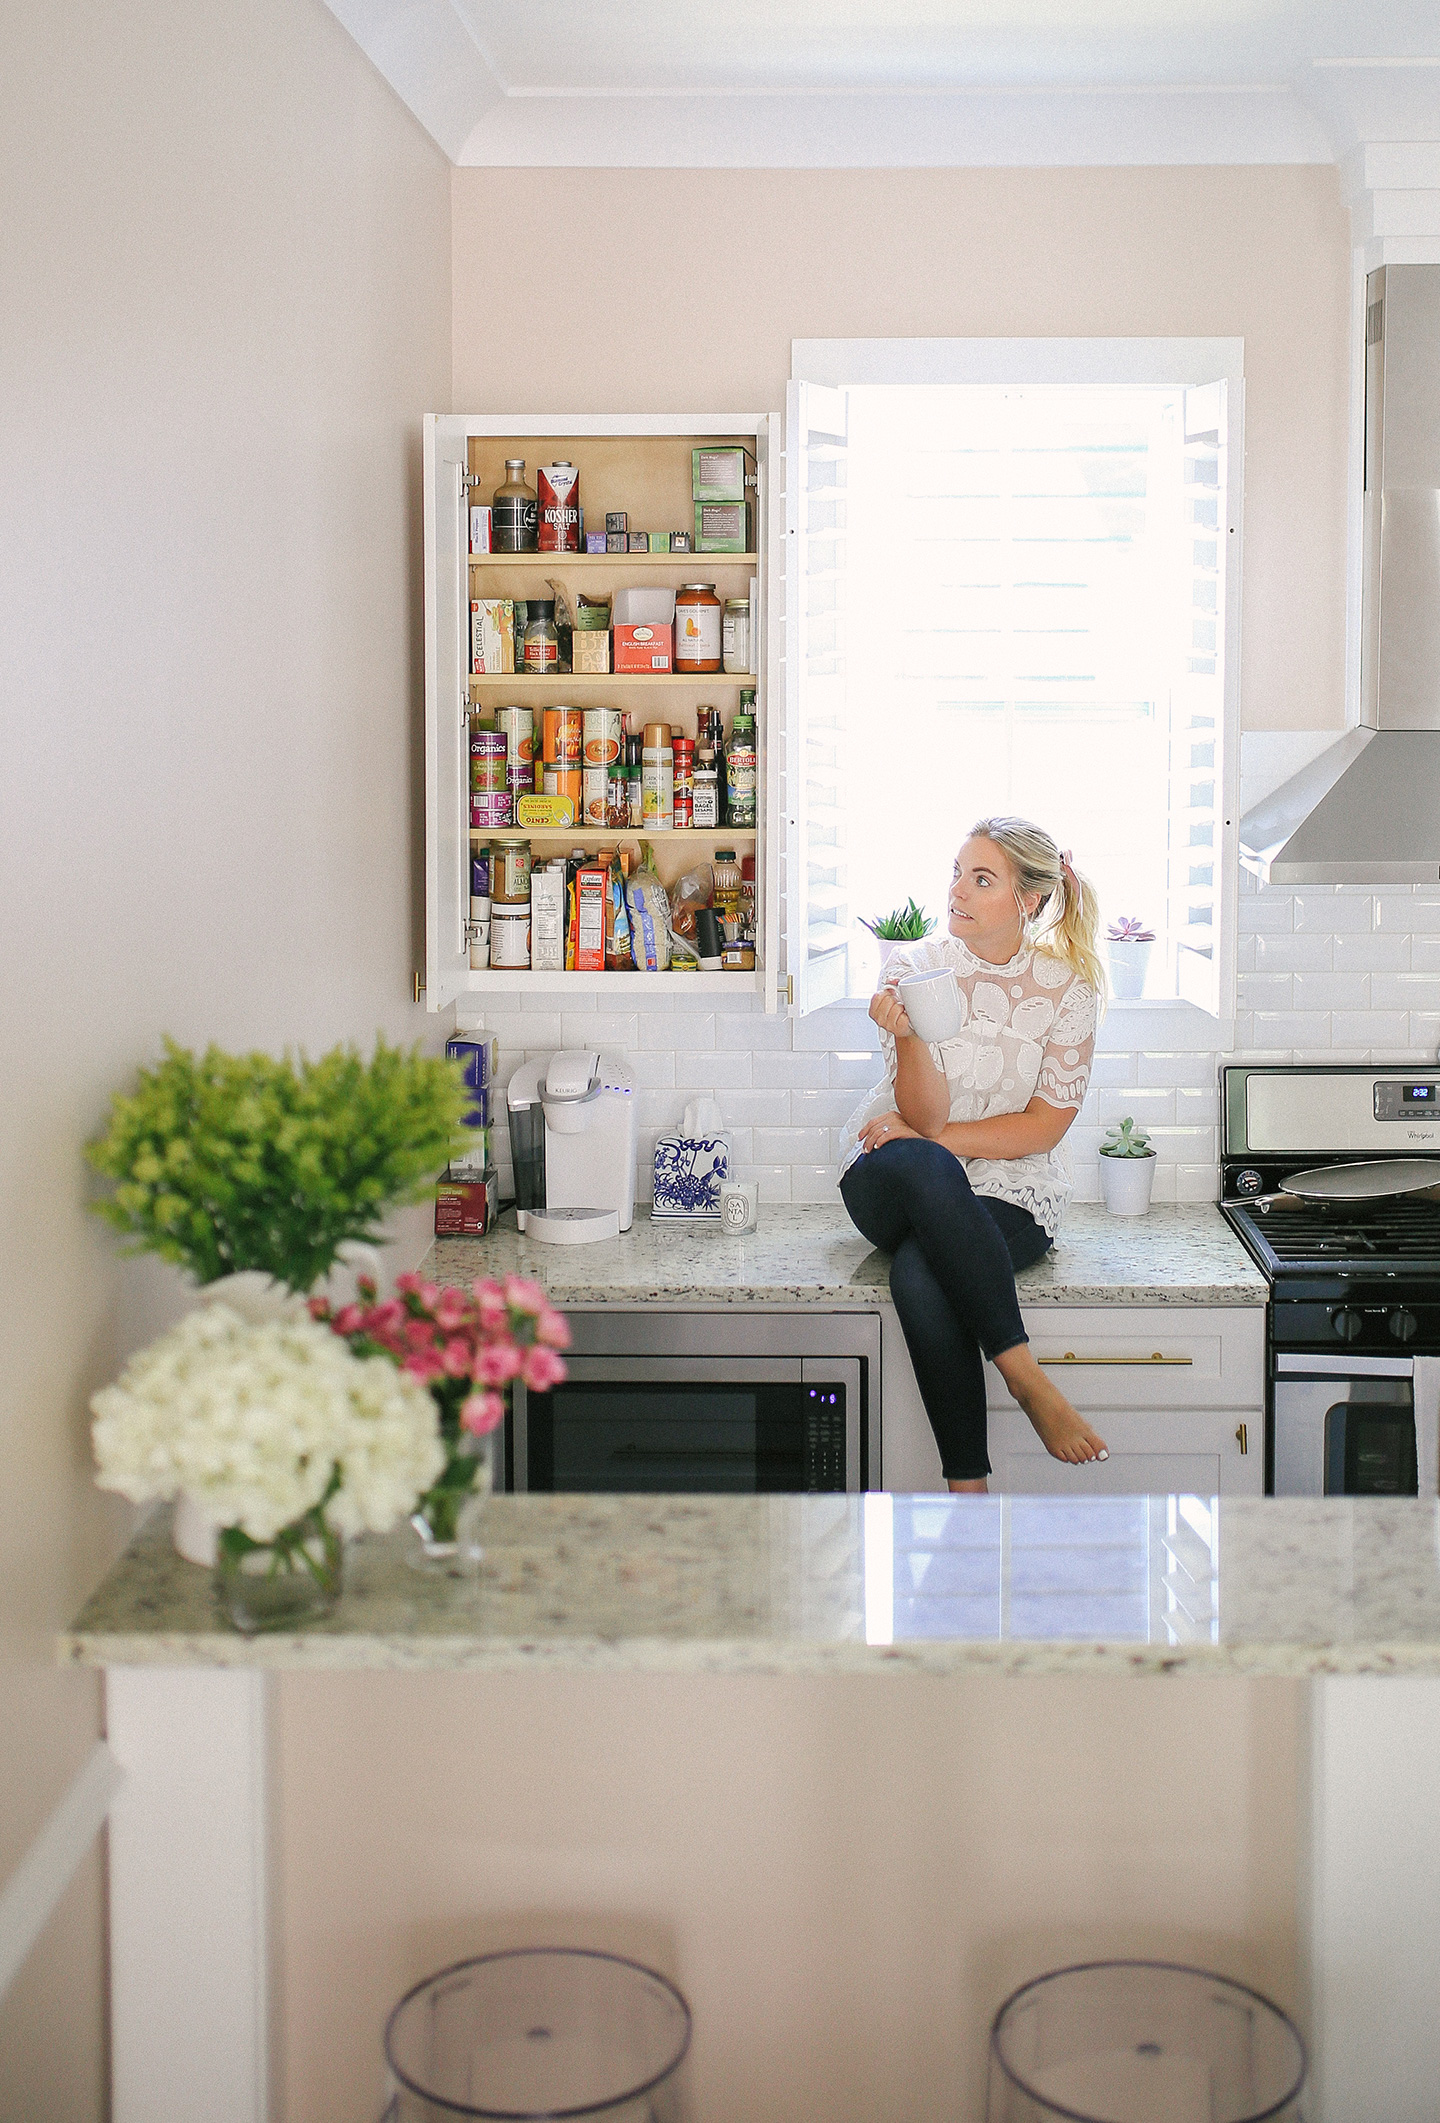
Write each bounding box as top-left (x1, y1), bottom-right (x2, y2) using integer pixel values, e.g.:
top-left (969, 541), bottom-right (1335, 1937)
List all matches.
top-left (993, 1348), bottom-right (1110, 1466)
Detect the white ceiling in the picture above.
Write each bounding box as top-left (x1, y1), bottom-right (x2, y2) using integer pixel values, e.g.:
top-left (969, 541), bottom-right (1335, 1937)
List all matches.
top-left (323, 0), bottom-right (1440, 165)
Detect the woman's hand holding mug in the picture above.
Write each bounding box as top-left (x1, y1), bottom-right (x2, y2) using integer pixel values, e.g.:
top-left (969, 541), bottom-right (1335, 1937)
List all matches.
top-left (869, 987), bottom-right (913, 1041)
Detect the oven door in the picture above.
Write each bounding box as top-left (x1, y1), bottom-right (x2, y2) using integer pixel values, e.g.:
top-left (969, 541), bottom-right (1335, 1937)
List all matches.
top-left (515, 1355), bottom-right (864, 1494)
top-left (1272, 1353), bottom-right (1440, 1497)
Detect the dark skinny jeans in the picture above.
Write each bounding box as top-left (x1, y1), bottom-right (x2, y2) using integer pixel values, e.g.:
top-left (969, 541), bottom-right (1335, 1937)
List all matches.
top-left (839, 1137), bottom-right (1052, 1481)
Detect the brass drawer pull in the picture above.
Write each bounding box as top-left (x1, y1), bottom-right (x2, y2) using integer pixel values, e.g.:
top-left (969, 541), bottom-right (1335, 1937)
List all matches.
top-left (1236, 1422), bottom-right (1249, 1454)
top-left (1037, 1352), bottom-right (1194, 1367)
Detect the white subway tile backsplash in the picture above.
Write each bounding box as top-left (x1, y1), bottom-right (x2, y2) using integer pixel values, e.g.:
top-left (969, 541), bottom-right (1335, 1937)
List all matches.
top-left (1294, 891), bottom-right (1370, 934)
top-left (1176, 1087), bottom-right (1219, 1125)
top-left (1253, 1011), bottom-right (1332, 1049)
top-left (716, 1089), bottom-right (791, 1126)
top-left (1377, 895), bottom-right (1440, 933)
top-left (1255, 932), bottom-right (1332, 972)
top-left (732, 1162), bottom-right (791, 1203)
top-left (637, 1013), bottom-right (715, 1050)
top-left (790, 1088), bottom-right (863, 1127)
top-left (1334, 932), bottom-right (1410, 971)
top-left (791, 1005), bottom-right (879, 1053)
top-left (565, 1012), bottom-right (639, 1050)
top-left (675, 1051), bottom-right (752, 1089)
top-left (1139, 1052), bottom-right (1218, 1090)
top-left (1238, 892), bottom-right (1294, 934)
top-left (1412, 939), bottom-right (1440, 973)
top-left (828, 1051), bottom-right (885, 1089)
top-left (790, 1164), bottom-right (842, 1203)
top-left (1372, 973), bottom-right (1440, 1014)
top-left (1095, 1088), bottom-right (1176, 1126)
top-left (751, 1050), bottom-right (829, 1089)
top-left (755, 1126), bottom-right (830, 1164)
top-left (624, 1050), bottom-right (677, 1088)
top-left (1237, 973), bottom-right (1293, 1012)
top-left (717, 1011), bottom-right (791, 1051)
top-left (1292, 971), bottom-right (1370, 1013)
top-left (1330, 1011), bottom-right (1409, 1049)
top-left (1089, 1052), bottom-right (1138, 1089)
top-left (1408, 1016), bottom-right (1440, 1054)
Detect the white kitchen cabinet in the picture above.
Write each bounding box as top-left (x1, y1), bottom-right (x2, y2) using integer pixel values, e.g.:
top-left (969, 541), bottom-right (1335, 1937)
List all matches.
top-left (881, 1302), bottom-right (1266, 1496)
top-left (422, 413), bottom-right (779, 1009)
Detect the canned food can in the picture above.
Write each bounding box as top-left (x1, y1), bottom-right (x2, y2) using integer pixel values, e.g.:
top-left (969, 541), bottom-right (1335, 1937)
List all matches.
top-left (469, 725), bottom-right (507, 794)
top-left (490, 907), bottom-right (531, 969)
top-left (582, 765), bottom-right (609, 827)
top-left (542, 765), bottom-right (583, 811)
top-left (673, 789), bottom-right (693, 829)
top-left (582, 707), bottom-right (622, 768)
top-left (542, 705), bottom-right (582, 766)
top-left (470, 794), bottom-right (513, 830)
top-left (491, 837), bottom-right (532, 906)
top-left (506, 760), bottom-right (531, 801)
top-left (498, 705), bottom-right (534, 767)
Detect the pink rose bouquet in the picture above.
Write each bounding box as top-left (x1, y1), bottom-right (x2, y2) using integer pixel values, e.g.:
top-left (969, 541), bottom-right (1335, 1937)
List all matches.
top-left (310, 1271), bottom-right (569, 1543)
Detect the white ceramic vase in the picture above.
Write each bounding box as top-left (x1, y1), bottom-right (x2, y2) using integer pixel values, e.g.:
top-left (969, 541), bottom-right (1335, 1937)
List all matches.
top-left (1107, 940), bottom-right (1152, 1001)
top-left (1099, 1153), bottom-right (1157, 1218)
top-left (171, 1245), bottom-right (384, 1567)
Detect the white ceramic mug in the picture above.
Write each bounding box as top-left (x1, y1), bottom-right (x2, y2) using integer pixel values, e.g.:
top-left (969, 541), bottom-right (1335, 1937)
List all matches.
top-left (896, 968), bottom-right (963, 1044)
top-left (719, 1180), bottom-right (759, 1234)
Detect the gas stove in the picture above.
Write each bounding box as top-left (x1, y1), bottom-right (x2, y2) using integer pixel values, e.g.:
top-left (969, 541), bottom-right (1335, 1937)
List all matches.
top-left (1220, 1065), bottom-right (1440, 1495)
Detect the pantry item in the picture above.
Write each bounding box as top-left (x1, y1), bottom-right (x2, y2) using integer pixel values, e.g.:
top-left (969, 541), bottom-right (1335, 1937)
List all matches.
top-left (625, 859), bottom-right (674, 971)
top-left (542, 705), bottom-right (583, 766)
top-left (470, 598), bottom-right (515, 675)
top-left (492, 460), bottom-right (538, 553)
top-left (605, 512), bottom-right (627, 535)
top-left (692, 741), bottom-right (719, 828)
top-left (722, 598), bottom-right (751, 673)
top-left (711, 847), bottom-right (742, 929)
top-left (470, 847), bottom-right (490, 908)
top-left (605, 532), bottom-right (627, 554)
top-left (692, 446), bottom-right (755, 503)
top-left (675, 583), bottom-right (722, 673)
top-left (694, 906), bottom-right (723, 967)
top-left (434, 1172), bottom-right (499, 1238)
top-left (642, 722), bottom-right (674, 830)
top-left (469, 724), bottom-right (507, 794)
top-left (722, 942), bottom-right (755, 971)
top-left (498, 704), bottom-right (535, 768)
top-left (605, 853), bottom-right (632, 971)
top-left (537, 465), bottom-right (579, 553)
top-left (468, 900), bottom-right (490, 970)
top-left (582, 706), bottom-right (622, 768)
top-left (612, 587), bottom-right (676, 674)
top-left (573, 627), bottom-right (611, 673)
top-left (546, 579), bottom-right (575, 672)
top-left (490, 905), bottom-right (531, 969)
top-left (468, 505), bottom-right (492, 554)
top-left (626, 735), bottom-right (644, 827)
top-left (523, 599), bottom-right (559, 674)
top-left (542, 765), bottom-right (582, 815)
top-left (575, 865), bottom-right (608, 971)
top-left (530, 866), bottom-right (565, 972)
top-left (516, 792), bottom-right (575, 829)
top-left (725, 709), bottom-right (757, 828)
top-left (606, 760), bottom-right (628, 828)
top-left (470, 794), bottom-right (512, 831)
top-left (672, 735), bottom-right (694, 828)
top-left (491, 835), bottom-right (532, 906)
top-left (669, 531), bottom-right (692, 553)
top-left (585, 532), bottom-right (607, 553)
top-left (627, 532), bottom-right (650, 553)
top-left (668, 863), bottom-right (712, 943)
top-left (695, 500), bottom-right (749, 554)
top-left (582, 766), bottom-right (608, 827)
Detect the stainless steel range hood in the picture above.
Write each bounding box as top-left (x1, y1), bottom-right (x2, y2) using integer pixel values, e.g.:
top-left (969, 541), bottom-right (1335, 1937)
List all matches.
top-left (1240, 265), bottom-right (1440, 885)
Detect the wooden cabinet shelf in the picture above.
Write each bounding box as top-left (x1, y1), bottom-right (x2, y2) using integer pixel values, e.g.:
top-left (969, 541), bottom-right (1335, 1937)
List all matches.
top-left (469, 552), bottom-right (758, 569)
top-left (469, 826), bottom-right (757, 843)
top-left (467, 672), bottom-right (754, 689)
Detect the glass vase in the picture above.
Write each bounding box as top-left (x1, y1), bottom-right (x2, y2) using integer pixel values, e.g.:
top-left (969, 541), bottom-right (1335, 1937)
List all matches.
top-left (215, 1507), bottom-right (343, 1634)
top-left (406, 1431), bottom-right (498, 1574)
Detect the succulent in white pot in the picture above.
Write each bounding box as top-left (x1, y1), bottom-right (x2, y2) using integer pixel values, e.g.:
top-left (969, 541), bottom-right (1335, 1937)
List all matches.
top-left (1106, 915), bottom-right (1155, 1001)
top-left (1099, 1116), bottom-right (1157, 1217)
top-left (860, 898), bottom-right (935, 974)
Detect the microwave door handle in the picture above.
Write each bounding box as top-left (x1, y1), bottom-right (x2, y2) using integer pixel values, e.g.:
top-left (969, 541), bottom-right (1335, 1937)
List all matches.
top-left (1415, 1357), bottom-right (1440, 1498)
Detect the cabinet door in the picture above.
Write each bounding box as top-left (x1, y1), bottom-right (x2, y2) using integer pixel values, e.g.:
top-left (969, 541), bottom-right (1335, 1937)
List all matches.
top-left (423, 413), bottom-right (477, 1009)
top-left (783, 380), bottom-right (851, 1014)
top-left (988, 1405), bottom-right (1262, 1497)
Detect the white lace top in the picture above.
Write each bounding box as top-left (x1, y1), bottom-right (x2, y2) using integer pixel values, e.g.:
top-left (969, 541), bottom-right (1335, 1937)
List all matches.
top-left (839, 935), bottom-right (1100, 1238)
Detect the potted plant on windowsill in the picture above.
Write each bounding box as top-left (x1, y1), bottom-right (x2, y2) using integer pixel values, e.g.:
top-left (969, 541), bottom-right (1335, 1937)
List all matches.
top-left (1106, 915), bottom-right (1155, 1000)
top-left (860, 898), bottom-right (936, 974)
top-left (1099, 1116), bottom-right (1157, 1217)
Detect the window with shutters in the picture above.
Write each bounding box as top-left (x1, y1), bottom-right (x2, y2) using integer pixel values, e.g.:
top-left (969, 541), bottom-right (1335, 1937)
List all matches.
top-left (784, 343), bottom-right (1241, 1023)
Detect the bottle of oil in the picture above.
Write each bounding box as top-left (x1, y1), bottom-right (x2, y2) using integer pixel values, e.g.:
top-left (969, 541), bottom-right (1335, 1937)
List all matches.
top-left (492, 460), bottom-right (538, 553)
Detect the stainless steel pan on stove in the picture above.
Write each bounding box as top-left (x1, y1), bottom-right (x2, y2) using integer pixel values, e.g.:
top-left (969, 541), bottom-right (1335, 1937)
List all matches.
top-left (1221, 1157), bottom-right (1440, 1213)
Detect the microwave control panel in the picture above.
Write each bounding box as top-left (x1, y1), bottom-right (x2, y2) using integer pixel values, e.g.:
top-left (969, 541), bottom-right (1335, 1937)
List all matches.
top-left (1374, 1080), bottom-right (1440, 1121)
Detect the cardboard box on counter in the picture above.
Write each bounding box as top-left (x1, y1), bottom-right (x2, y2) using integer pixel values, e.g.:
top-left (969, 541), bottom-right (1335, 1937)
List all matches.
top-left (434, 1171), bottom-right (499, 1238)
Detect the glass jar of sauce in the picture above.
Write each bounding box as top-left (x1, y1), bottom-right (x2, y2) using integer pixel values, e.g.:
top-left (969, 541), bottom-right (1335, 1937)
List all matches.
top-left (674, 584), bottom-right (722, 673)
top-left (491, 836), bottom-right (532, 906)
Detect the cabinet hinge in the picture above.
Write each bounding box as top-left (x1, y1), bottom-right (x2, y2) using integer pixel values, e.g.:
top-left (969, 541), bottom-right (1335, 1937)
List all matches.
top-left (461, 470), bottom-right (484, 494)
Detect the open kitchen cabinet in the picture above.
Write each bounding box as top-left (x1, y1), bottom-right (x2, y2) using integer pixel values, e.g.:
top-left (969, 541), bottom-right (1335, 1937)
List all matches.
top-left (423, 412), bottom-right (779, 1007)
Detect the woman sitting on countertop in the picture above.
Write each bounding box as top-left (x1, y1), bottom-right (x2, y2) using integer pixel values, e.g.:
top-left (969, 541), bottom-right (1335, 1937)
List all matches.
top-left (839, 817), bottom-right (1109, 1491)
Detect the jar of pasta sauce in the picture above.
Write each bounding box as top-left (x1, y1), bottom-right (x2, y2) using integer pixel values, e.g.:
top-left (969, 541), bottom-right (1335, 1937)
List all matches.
top-left (491, 835), bottom-right (532, 907)
top-left (674, 584), bottom-right (722, 673)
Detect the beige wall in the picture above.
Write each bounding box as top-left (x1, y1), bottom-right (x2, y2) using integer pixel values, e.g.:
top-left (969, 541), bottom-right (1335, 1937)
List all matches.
top-left (0, 1), bottom-right (450, 2111)
top-left (454, 165), bottom-right (1352, 732)
top-left (280, 1669), bottom-right (1301, 2123)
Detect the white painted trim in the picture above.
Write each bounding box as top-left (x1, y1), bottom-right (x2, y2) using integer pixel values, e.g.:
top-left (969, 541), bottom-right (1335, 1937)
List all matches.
top-left (107, 1669), bottom-right (275, 2123)
top-left (793, 335), bottom-right (1244, 391)
top-left (0, 1741), bottom-right (122, 2003)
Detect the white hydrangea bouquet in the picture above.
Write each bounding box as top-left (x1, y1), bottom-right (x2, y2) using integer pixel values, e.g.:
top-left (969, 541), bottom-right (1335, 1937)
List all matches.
top-left (92, 1304), bottom-right (445, 1630)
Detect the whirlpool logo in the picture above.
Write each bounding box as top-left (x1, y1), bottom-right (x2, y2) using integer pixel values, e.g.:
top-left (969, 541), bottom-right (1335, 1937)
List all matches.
top-left (1407, 1129), bottom-right (1437, 1142)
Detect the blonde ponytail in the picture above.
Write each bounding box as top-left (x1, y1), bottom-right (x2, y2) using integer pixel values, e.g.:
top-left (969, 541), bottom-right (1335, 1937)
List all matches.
top-left (965, 815), bottom-right (1107, 1006)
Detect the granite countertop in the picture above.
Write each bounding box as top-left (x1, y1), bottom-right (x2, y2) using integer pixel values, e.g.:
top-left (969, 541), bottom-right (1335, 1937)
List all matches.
top-left (424, 1203), bottom-right (1265, 1308)
top-left (62, 1493), bottom-right (1440, 1679)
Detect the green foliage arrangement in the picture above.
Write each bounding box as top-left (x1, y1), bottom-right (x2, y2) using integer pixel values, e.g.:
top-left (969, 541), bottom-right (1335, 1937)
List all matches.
top-left (1100, 1116), bottom-right (1155, 1160)
top-left (860, 898), bottom-right (936, 943)
top-left (87, 1038), bottom-right (469, 1292)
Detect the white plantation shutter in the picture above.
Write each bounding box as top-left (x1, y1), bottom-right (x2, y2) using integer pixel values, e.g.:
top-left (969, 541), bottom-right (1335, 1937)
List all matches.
top-left (784, 381), bottom-right (851, 1014)
top-left (1169, 383), bottom-right (1229, 1017)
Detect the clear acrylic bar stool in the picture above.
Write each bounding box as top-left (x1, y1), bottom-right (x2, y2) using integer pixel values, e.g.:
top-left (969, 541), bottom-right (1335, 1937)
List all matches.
top-left (383, 1947), bottom-right (691, 2122)
top-left (987, 1960), bottom-right (1306, 2123)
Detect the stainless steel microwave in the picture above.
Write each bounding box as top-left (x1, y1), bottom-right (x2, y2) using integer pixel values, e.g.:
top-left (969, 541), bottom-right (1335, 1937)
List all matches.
top-left (507, 1310), bottom-right (881, 1495)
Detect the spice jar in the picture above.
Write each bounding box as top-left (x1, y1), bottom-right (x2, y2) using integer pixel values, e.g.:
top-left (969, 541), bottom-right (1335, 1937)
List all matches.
top-left (523, 600), bottom-right (559, 675)
top-left (722, 598), bottom-right (751, 673)
top-left (674, 584), bottom-right (722, 673)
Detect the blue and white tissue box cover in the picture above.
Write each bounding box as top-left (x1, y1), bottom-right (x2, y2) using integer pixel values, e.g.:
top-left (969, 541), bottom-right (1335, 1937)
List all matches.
top-left (652, 1134), bottom-right (730, 1220)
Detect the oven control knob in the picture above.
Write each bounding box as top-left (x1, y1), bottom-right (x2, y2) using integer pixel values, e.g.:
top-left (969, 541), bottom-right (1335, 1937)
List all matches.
top-left (1331, 1308), bottom-right (1365, 1343)
top-left (1389, 1309), bottom-right (1419, 1344)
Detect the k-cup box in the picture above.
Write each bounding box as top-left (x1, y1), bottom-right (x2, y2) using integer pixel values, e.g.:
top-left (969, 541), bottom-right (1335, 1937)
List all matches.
top-left (585, 531), bottom-right (607, 553)
top-left (627, 532), bottom-right (651, 553)
top-left (605, 511), bottom-right (628, 534)
top-left (469, 505), bottom-right (492, 554)
top-left (470, 598), bottom-right (515, 674)
top-left (434, 1171), bottom-right (498, 1239)
top-left (605, 531), bottom-right (627, 553)
top-left (537, 462), bottom-right (580, 553)
top-left (648, 531), bottom-right (670, 553)
top-left (669, 531), bottom-right (692, 552)
top-left (530, 867), bottom-right (566, 972)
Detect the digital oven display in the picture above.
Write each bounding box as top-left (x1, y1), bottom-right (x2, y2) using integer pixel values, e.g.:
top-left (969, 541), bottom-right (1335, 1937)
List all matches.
top-left (1374, 1080), bottom-right (1440, 1120)
top-left (1404, 1084), bottom-right (1435, 1104)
